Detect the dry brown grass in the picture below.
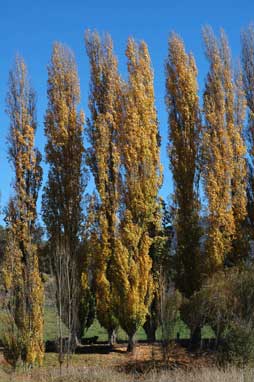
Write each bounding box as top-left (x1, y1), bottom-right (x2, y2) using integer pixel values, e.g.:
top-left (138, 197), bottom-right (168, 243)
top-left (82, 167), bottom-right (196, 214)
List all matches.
top-left (0, 344), bottom-right (253, 382)
top-left (1, 365), bottom-right (254, 382)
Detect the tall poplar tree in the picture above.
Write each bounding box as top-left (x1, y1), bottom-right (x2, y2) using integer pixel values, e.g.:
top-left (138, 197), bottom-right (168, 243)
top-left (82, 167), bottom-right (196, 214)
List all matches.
top-left (230, 67), bottom-right (248, 263)
top-left (241, 24), bottom-right (254, 241)
top-left (113, 38), bottom-right (162, 352)
top-left (165, 33), bottom-right (202, 298)
top-left (85, 31), bottom-right (122, 344)
top-left (202, 27), bottom-right (247, 271)
top-left (42, 43), bottom-right (85, 350)
top-left (2, 56), bottom-right (44, 365)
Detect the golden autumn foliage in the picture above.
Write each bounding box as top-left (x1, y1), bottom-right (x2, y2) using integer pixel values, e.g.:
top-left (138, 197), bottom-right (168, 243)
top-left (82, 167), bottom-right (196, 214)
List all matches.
top-left (112, 38), bottom-right (162, 351)
top-left (1, 29), bottom-right (252, 362)
top-left (165, 33), bottom-right (202, 297)
top-left (241, 25), bottom-right (254, 242)
top-left (85, 31), bottom-right (122, 341)
top-left (42, 43), bottom-right (86, 347)
top-left (230, 67), bottom-right (249, 262)
top-left (2, 56), bottom-right (44, 365)
top-left (241, 25), bottom-right (254, 149)
top-left (202, 27), bottom-right (247, 271)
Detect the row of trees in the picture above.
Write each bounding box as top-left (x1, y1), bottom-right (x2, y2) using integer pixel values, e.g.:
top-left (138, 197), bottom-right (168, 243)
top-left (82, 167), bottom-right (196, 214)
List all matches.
top-left (2, 25), bottom-right (254, 365)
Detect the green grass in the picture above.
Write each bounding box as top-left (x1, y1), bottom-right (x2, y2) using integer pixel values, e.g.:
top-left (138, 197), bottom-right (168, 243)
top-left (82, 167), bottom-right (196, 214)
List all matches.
top-left (85, 318), bottom-right (215, 341)
top-left (85, 319), bottom-right (147, 341)
top-left (43, 306), bottom-right (69, 341)
top-left (0, 304), bottom-right (214, 342)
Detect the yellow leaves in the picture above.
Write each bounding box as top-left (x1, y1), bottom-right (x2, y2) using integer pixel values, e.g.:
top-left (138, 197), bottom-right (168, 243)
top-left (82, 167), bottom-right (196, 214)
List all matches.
top-left (3, 269), bottom-right (12, 290)
top-left (81, 272), bottom-right (88, 290)
top-left (4, 56), bottom-right (44, 366)
top-left (110, 37), bottom-right (160, 337)
top-left (85, 31), bottom-right (123, 332)
top-left (45, 42), bottom-right (83, 154)
top-left (202, 27), bottom-right (247, 270)
top-left (123, 38), bottom-right (161, 222)
top-left (113, 231), bottom-right (153, 334)
top-left (166, 33), bottom-right (202, 296)
top-left (85, 33), bottom-right (160, 337)
top-left (3, 228), bottom-right (44, 365)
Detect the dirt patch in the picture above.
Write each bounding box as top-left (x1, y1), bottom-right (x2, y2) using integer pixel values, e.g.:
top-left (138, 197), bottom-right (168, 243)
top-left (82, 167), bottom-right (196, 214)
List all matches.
top-left (116, 343), bottom-right (216, 374)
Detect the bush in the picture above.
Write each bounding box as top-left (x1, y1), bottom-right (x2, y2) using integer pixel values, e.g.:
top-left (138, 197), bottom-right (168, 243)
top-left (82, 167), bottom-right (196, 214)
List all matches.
top-left (218, 322), bottom-right (254, 366)
top-left (181, 266), bottom-right (254, 365)
top-left (181, 271), bottom-right (234, 343)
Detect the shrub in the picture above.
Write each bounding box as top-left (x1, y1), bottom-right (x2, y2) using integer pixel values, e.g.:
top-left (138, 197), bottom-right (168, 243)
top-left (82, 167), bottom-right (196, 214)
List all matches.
top-left (181, 266), bottom-right (254, 365)
top-left (181, 271), bottom-right (234, 343)
top-left (218, 322), bottom-right (254, 366)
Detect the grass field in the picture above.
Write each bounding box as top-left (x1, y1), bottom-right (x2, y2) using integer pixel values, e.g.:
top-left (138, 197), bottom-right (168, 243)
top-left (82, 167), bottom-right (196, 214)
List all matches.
top-left (0, 304), bottom-right (214, 342)
top-left (41, 303), bottom-right (192, 342)
top-left (28, 305), bottom-right (215, 342)
top-left (85, 315), bottom-right (214, 341)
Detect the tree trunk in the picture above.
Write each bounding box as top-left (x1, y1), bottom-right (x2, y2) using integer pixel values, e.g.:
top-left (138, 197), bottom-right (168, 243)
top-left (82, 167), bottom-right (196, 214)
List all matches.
top-left (127, 334), bottom-right (136, 353)
top-left (190, 326), bottom-right (201, 349)
top-left (108, 329), bottom-right (117, 347)
top-left (143, 320), bottom-right (156, 343)
top-left (70, 330), bottom-right (78, 352)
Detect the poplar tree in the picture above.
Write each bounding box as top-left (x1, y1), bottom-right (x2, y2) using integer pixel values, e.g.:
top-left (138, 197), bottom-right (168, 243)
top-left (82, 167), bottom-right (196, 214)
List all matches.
top-left (230, 67), bottom-right (248, 263)
top-left (165, 33), bottom-right (202, 298)
top-left (113, 38), bottom-right (162, 352)
top-left (241, 25), bottom-right (254, 240)
top-left (2, 56), bottom-right (44, 365)
top-left (202, 27), bottom-right (247, 271)
top-left (85, 31), bottom-right (122, 344)
top-left (42, 43), bottom-right (85, 351)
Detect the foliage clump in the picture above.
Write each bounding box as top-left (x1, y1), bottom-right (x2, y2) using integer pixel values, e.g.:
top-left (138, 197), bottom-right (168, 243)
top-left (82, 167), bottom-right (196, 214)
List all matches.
top-left (181, 267), bottom-right (254, 365)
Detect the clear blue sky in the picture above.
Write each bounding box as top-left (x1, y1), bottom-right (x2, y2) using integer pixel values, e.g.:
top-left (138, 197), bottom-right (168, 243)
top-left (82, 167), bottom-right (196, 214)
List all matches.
top-left (0, 0), bottom-right (253, 226)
